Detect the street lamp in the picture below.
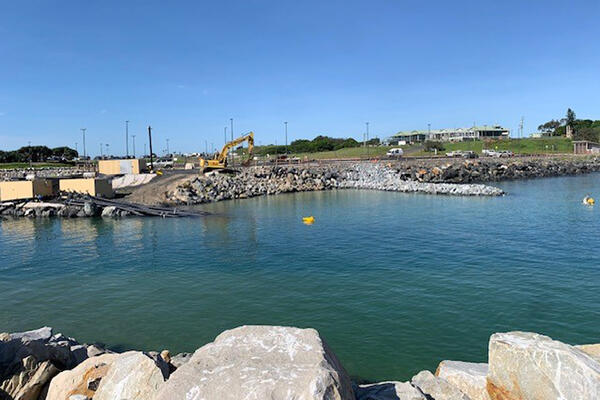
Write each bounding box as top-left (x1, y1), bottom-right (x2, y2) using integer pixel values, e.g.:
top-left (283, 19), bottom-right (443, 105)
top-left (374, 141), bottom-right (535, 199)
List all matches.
top-left (100, 143), bottom-right (103, 157)
top-left (125, 120), bottom-right (130, 158)
top-left (81, 128), bottom-right (87, 159)
top-left (284, 121), bottom-right (288, 154)
top-left (230, 118), bottom-right (234, 167)
top-left (132, 135), bottom-right (136, 158)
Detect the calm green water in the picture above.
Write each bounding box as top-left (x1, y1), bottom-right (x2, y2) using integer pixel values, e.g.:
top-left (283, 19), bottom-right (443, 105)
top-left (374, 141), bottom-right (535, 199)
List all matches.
top-left (1, 174), bottom-right (600, 382)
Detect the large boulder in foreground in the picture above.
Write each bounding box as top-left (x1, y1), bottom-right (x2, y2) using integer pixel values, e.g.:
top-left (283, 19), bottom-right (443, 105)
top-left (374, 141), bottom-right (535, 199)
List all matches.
top-left (355, 381), bottom-right (425, 399)
top-left (436, 361), bottom-right (490, 400)
top-left (411, 370), bottom-right (470, 400)
top-left (154, 325), bottom-right (354, 400)
top-left (487, 332), bottom-right (600, 400)
top-left (47, 351), bottom-right (167, 400)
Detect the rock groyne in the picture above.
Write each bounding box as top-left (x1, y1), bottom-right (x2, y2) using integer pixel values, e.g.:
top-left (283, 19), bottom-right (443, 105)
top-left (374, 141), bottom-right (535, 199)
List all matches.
top-left (1, 325), bottom-right (599, 400)
top-left (167, 164), bottom-right (503, 205)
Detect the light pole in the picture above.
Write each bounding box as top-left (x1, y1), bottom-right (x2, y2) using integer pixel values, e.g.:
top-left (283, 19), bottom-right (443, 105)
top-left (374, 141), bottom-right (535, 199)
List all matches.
top-left (106, 143), bottom-right (109, 156)
top-left (366, 122), bottom-right (370, 158)
top-left (28, 141), bottom-right (32, 166)
top-left (100, 143), bottom-right (103, 157)
top-left (81, 128), bottom-right (87, 159)
top-left (284, 121), bottom-right (288, 154)
top-left (224, 126), bottom-right (227, 145)
top-left (230, 118), bottom-right (234, 167)
top-left (428, 123), bottom-right (431, 139)
top-left (166, 138), bottom-right (170, 155)
top-left (75, 142), bottom-right (78, 155)
top-left (125, 120), bottom-right (130, 158)
top-left (132, 135), bottom-right (136, 158)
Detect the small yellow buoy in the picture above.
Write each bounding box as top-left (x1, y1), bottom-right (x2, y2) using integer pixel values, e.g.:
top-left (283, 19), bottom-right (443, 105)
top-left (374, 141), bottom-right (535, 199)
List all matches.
top-left (583, 196), bottom-right (595, 206)
top-left (302, 216), bottom-right (315, 225)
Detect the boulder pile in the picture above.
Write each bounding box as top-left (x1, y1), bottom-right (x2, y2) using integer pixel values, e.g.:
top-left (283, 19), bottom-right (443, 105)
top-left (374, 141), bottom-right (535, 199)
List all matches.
top-left (168, 164), bottom-right (504, 204)
top-left (2, 325), bottom-right (599, 400)
top-left (390, 156), bottom-right (600, 183)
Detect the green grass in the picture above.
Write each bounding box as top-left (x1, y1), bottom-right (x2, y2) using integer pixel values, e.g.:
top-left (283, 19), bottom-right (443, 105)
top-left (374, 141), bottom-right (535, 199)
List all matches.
top-left (412, 137), bottom-right (573, 157)
top-left (0, 162), bottom-right (72, 169)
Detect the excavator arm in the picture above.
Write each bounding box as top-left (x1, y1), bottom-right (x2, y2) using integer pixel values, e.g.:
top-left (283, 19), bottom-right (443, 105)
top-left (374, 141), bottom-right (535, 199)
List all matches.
top-left (200, 131), bottom-right (254, 170)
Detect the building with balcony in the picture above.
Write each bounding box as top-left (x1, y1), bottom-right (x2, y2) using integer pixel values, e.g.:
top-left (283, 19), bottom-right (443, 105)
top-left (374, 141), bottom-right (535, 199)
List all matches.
top-left (388, 125), bottom-right (510, 144)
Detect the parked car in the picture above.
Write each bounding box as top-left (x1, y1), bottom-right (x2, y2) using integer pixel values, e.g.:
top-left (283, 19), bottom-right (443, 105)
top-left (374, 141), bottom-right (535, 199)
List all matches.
top-left (482, 149), bottom-right (497, 157)
top-left (154, 158), bottom-right (174, 168)
top-left (386, 148), bottom-right (404, 158)
top-left (462, 151), bottom-right (479, 159)
top-left (446, 151), bottom-right (462, 157)
top-left (498, 150), bottom-right (514, 158)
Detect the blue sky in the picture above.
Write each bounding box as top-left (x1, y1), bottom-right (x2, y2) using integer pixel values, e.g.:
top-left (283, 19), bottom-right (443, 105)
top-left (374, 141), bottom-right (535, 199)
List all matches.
top-left (1, 1), bottom-right (599, 156)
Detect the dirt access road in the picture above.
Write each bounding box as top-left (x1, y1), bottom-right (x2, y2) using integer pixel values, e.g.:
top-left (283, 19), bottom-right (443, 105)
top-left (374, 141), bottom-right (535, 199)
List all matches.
top-left (124, 170), bottom-right (196, 205)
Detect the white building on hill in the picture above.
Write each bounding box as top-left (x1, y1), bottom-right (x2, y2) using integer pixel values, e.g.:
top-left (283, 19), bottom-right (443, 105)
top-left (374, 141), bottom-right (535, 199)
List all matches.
top-left (388, 125), bottom-right (510, 144)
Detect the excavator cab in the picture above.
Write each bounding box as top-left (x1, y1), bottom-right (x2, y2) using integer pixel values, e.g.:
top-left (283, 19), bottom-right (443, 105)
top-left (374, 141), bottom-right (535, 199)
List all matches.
top-left (199, 132), bottom-right (254, 172)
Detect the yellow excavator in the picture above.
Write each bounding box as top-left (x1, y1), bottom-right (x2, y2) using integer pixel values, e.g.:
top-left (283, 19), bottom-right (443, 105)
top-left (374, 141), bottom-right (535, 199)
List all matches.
top-left (199, 131), bottom-right (254, 171)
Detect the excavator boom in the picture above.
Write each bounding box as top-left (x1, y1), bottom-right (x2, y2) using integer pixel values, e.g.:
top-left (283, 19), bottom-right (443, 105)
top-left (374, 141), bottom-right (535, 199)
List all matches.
top-left (200, 131), bottom-right (254, 170)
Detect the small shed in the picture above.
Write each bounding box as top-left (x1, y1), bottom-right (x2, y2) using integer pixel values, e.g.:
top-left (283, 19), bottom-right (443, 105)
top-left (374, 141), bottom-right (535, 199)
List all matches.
top-left (98, 159), bottom-right (147, 175)
top-left (0, 179), bottom-right (59, 202)
top-left (573, 141), bottom-right (600, 154)
top-left (59, 178), bottom-right (114, 198)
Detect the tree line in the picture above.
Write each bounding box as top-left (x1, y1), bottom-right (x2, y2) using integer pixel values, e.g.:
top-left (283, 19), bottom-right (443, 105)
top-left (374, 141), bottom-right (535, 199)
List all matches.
top-left (538, 108), bottom-right (600, 142)
top-left (256, 135), bottom-right (380, 155)
top-left (0, 146), bottom-right (78, 163)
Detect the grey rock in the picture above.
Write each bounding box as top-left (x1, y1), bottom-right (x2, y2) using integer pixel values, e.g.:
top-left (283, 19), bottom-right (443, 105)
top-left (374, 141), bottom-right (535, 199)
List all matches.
top-left (412, 370), bottom-right (470, 400)
top-left (155, 325), bottom-right (354, 400)
top-left (436, 361), bottom-right (489, 400)
top-left (355, 381), bottom-right (425, 400)
top-left (170, 352), bottom-right (192, 369)
top-left (10, 326), bottom-right (53, 342)
top-left (101, 206), bottom-right (117, 217)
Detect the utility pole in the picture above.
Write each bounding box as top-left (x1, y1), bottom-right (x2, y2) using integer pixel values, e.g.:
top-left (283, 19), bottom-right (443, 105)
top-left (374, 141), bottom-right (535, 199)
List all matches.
top-left (132, 135), bottom-right (136, 158)
top-left (230, 118), bottom-right (234, 167)
top-left (81, 128), bottom-right (87, 159)
top-left (144, 143), bottom-right (147, 158)
top-left (148, 126), bottom-right (154, 170)
top-left (106, 143), bottom-right (109, 156)
top-left (166, 138), bottom-right (170, 155)
top-left (366, 122), bottom-right (370, 158)
top-left (125, 120), bottom-right (130, 158)
top-left (205, 140), bottom-right (208, 154)
top-left (28, 141), bottom-right (32, 167)
top-left (75, 142), bottom-right (78, 155)
top-left (284, 121), bottom-right (288, 154)
top-left (224, 127), bottom-right (227, 145)
top-left (428, 123), bottom-right (431, 139)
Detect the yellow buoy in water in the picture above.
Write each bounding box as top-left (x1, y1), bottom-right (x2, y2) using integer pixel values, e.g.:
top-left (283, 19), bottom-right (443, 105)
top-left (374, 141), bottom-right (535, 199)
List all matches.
top-left (583, 196), bottom-right (595, 206)
top-left (302, 216), bottom-right (315, 225)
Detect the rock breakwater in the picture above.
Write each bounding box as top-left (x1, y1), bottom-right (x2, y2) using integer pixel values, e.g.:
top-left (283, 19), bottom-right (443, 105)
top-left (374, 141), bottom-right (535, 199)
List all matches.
top-left (167, 164), bottom-right (503, 204)
top-left (390, 156), bottom-right (600, 183)
top-left (2, 325), bottom-right (599, 399)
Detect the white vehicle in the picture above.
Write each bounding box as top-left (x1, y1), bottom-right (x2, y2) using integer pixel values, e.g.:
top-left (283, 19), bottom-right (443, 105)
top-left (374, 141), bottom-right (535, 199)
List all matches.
top-left (386, 148), bottom-right (404, 157)
top-left (154, 158), bottom-right (174, 168)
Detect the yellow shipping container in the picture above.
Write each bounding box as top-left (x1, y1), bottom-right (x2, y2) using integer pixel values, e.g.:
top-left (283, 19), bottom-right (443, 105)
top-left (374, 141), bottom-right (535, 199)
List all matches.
top-left (0, 179), bottom-right (58, 202)
top-left (98, 159), bottom-right (146, 175)
top-left (59, 178), bottom-right (114, 198)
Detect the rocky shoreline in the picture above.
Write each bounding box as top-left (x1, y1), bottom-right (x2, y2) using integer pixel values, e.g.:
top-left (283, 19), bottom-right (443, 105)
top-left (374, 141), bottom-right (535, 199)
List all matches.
top-left (166, 164), bottom-right (504, 205)
top-left (1, 325), bottom-right (598, 399)
top-left (4, 156), bottom-right (600, 218)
